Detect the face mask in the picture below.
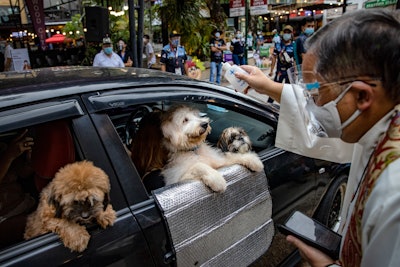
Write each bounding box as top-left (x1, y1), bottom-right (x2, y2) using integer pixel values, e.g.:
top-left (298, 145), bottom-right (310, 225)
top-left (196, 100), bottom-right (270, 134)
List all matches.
top-left (304, 28), bottom-right (314, 36)
top-left (172, 39), bottom-right (180, 47)
top-left (118, 44), bottom-right (123, 51)
top-left (305, 84), bottom-right (362, 138)
top-left (236, 34), bottom-right (242, 39)
top-left (104, 47), bottom-right (113, 55)
top-left (215, 32), bottom-right (220, 38)
top-left (283, 33), bottom-right (292, 41)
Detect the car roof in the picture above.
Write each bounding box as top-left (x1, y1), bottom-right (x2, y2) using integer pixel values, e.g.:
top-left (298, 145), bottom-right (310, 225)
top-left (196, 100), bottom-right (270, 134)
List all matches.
top-left (0, 66), bottom-right (279, 116)
top-left (0, 66), bottom-right (193, 95)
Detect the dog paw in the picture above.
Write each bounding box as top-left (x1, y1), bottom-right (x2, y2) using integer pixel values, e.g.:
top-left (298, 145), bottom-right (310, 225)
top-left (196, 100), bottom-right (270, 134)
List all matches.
top-left (204, 174), bottom-right (227, 193)
top-left (97, 205), bottom-right (117, 228)
top-left (60, 225), bottom-right (90, 252)
top-left (246, 154), bottom-right (264, 172)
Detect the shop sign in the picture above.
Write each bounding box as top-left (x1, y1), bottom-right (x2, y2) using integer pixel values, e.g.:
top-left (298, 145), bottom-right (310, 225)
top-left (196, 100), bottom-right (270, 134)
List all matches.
top-left (230, 0), bottom-right (245, 17)
top-left (365, 0), bottom-right (397, 8)
top-left (250, 0), bottom-right (268, 15)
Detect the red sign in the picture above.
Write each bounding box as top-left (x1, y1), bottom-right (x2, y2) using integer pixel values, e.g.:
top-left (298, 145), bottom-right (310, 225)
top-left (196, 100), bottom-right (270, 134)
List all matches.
top-left (229, 0), bottom-right (246, 17)
top-left (250, 0), bottom-right (268, 15)
top-left (26, 0), bottom-right (47, 50)
top-left (230, 0), bottom-right (245, 8)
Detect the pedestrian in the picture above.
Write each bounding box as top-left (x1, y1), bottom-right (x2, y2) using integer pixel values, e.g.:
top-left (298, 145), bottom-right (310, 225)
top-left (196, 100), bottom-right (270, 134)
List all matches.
top-left (143, 34), bottom-right (156, 69)
top-left (235, 9), bottom-right (400, 267)
top-left (255, 30), bottom-right (265, 51)
top-left (93, 37), bottom-right (124, 68)
top-left (4, 40), bottom-right (14, 72)
top-left (230, 30), bottom-right (246, 66)
top-left (270, 25), bottom-right (294, 83)
top-left (294, 16), bottom-right (315, 66)
top-left (117, 39), bottom-right (133, 67)
top-left (160, 31), bottom-right (188, 75)
top-left (209, 30), bottom-right (227, 85)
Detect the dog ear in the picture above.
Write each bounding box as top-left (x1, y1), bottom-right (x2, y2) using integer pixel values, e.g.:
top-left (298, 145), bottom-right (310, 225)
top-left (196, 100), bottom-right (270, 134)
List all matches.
top-left (103, 193), bottom-right (110, 211)
top-left (217, 136), bottom-right (229, 152)
top-left (47, 195), bottom-right (62, 218)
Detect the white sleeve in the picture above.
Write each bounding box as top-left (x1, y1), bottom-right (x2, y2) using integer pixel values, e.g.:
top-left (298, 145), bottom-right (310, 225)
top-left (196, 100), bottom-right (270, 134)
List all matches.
top-left (118, 57), bottom-right (124, 67)
top-left (148, 44), bottom-right (154, 54)
top-left (361, 158), bottom-right (400, 267)
top-left (275, 84), bottom-right (354, 163)
top-left (93, 54), bottom-right (100, 67)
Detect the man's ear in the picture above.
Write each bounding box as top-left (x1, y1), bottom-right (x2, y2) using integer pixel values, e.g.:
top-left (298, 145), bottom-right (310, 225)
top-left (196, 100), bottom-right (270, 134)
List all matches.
top-left (352, 81), bottom-right (374, 111)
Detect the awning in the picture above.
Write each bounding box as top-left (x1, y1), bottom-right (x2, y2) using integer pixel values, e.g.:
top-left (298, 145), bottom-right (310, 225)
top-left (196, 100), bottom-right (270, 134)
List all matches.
top-left (45, 33), bottom-right (72, 44)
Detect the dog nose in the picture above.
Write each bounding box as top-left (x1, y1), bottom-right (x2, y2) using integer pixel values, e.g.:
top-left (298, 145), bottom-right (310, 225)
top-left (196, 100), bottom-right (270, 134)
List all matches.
top-left (200, 122), bottom-right (208, 129)
top-left (81, 211), bottom-right (90, 219)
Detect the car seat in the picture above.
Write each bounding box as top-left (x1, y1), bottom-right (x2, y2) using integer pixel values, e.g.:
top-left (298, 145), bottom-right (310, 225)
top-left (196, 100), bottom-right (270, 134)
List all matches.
top-left (31, 120), bottom-right (76, 192)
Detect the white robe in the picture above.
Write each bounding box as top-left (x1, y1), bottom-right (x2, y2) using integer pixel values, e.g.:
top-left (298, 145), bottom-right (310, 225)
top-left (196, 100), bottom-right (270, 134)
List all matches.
top-left (275, 84), bottom-right (399, 266)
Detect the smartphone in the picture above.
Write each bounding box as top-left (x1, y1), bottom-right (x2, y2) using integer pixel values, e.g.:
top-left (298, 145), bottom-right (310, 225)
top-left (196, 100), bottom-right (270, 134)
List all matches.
top-left (278, 211), bottom-right (342, 260)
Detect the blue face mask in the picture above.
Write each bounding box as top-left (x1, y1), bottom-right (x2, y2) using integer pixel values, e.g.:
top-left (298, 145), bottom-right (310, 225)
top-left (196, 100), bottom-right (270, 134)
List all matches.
top-left (172, 39), bottom-right (180, 47)
top-left (304, 28), bottom-right (314, 36)
top-left (104, 47), bottom-right (113, 55)
top-left (283, 33), bottom-right (292, 41)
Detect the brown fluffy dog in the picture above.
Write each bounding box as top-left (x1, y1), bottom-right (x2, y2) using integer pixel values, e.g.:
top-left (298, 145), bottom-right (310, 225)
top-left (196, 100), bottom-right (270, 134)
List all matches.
top-left (24, 161), bottom-right (116, 252)
top-left (161, 105), bottom-right (264, 193)
top-left (217, 126), bottom-right (252, 153)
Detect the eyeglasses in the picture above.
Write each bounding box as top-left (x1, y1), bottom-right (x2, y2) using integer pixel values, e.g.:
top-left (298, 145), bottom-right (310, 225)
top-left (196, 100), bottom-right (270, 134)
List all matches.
top-left (288, 65), bottom-right (379, 101)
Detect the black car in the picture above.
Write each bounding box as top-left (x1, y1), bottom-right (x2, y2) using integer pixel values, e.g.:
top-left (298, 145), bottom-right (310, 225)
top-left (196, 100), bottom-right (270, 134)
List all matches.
top-left (0, 67), bottom-right (349, 267)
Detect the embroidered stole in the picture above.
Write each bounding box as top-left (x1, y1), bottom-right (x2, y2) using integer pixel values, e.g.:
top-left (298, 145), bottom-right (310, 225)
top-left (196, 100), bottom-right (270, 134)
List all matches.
top-left (341, 105), bottom-right (400, 266)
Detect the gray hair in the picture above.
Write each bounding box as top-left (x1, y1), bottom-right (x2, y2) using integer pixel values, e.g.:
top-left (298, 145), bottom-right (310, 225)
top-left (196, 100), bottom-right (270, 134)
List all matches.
top-left (306, 9), bottom-right (400, 103)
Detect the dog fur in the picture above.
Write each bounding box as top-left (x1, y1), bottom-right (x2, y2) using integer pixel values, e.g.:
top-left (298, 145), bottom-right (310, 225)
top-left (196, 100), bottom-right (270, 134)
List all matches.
top-left (161, 105), bottom-right (264, 193)
top-left (24, 160), bottom-right (116, 252)
top-left (217, 126), bottom-right (252, 153)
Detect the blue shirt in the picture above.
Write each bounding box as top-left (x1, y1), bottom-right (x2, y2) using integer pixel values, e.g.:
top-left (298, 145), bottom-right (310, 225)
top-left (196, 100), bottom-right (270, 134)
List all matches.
top-left (160, 44), bottom-right (187, 74)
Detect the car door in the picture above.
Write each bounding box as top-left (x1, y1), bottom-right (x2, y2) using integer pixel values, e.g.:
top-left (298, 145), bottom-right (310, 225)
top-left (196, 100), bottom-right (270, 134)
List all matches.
top-left (84, 87), bottom-right (275, 267)
top-left (0, 96), bottom-right (154, 266)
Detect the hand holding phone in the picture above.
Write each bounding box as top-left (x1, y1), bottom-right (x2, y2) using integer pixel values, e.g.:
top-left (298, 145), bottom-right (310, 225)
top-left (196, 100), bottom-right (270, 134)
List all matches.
top-left (278, 211), bottom-right (342, 260)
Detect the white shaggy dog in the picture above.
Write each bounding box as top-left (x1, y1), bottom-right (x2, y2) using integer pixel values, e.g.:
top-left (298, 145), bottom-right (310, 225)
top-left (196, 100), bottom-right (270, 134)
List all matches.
top-left (161, 105), bottom-right (264, 193)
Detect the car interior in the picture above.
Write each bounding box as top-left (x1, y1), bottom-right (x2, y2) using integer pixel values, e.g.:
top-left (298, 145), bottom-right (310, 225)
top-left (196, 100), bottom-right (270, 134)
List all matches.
top-left (109, 101), bottom-right (276, 153)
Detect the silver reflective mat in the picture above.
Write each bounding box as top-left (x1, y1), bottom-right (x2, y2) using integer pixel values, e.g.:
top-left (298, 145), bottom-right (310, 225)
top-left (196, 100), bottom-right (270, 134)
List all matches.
top-left (153, 164), bottom-right (274, 267)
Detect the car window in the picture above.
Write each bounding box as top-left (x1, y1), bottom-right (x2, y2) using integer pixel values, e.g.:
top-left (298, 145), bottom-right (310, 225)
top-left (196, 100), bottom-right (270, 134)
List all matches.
top-left (0, 119), bottom-right (78, 249)
top-left (0, 117), bottom-right (126, 252)
top-left (105, 100), bottom-right (276, 194)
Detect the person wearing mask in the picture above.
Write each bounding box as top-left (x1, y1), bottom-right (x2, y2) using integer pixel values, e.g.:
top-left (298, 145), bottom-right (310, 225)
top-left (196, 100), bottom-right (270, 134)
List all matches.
top-left (143, 34), bottom-right (156, 69)
top-left (160, 31), bottom-right (188, 75)
top-left (93, 37), bottom-right (124, 68)
top-left (4, 40), bottom-right (14, 72)
top-left (209, 30), bottom-right (227, 85)
top-left (295, 17), bottom-right (315, 66)
top-left (117, 39), bottom-right (133, 67)
top-left (268, 29), bottom-right (280, 77)
top-left (230, 30), bottom-right (246, 66)
top-left (235, 9), bottom-right (400, 267)
top-left (255, 30), bottom-right (265, 51)
top-left (270, 25), bottom-right (295, 84)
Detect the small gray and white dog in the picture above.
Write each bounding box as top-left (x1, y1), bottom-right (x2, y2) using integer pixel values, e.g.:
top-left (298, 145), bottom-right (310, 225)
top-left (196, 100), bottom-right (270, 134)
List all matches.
top-left (217, 127), bottom-right (252, 154)
top-left (161, 105), bottom-right (263, 193)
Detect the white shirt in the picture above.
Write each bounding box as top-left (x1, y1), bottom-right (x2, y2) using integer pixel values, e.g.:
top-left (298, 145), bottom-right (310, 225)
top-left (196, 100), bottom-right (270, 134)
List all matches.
top-left (144, 42), bottom-right (156, 66)
top-left (276, 84), bottom-right (399, 266)
top-left (93, 50), bottom-right (124, 67)
top-left (4, 44), bottom-right (14, 71)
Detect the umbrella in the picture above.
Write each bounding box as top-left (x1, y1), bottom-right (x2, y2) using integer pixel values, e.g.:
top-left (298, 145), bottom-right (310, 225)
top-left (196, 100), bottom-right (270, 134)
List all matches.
top-left (45, 34), bottom-right (73, 44)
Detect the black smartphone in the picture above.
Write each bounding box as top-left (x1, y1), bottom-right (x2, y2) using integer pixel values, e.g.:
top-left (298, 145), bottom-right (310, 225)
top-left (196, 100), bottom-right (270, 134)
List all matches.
top-left (277, 211), bottom-right (342, 260)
